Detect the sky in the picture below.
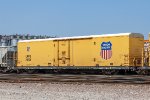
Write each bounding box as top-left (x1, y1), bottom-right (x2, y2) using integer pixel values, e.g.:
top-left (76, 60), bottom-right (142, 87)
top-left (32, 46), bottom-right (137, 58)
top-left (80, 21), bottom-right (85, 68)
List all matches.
top-left (0, 0), bottom-right (149, 39)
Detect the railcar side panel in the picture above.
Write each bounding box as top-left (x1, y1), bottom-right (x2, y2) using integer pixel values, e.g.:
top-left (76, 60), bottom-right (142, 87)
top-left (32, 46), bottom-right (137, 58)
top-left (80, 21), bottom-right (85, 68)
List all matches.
top-left (17, 41), bottom-right (54, 67)
top-left (92, 36), bottom-right (129, 66)
top-left (71, 39), bottom-right (94, 66)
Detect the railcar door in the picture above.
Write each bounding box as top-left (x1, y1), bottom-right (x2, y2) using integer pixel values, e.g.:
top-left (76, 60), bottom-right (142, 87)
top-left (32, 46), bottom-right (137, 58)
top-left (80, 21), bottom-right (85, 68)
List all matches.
top-left (53, 41), bottom-right (59, 66)
top-left (53, 40), bottom-right (70, 66)
top-left (58, 40), bottom-right (70, 66)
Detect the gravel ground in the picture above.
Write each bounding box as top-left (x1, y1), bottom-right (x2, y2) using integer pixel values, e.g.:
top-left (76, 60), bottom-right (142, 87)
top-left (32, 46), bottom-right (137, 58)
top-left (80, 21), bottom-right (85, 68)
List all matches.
top-left (0, 82), bottom-right (149, 100)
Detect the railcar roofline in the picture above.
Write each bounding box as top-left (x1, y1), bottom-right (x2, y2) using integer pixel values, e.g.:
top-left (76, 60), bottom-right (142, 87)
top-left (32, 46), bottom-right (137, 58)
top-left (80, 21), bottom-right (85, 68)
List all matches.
top-left (18, 32), bottom-right (143, 43)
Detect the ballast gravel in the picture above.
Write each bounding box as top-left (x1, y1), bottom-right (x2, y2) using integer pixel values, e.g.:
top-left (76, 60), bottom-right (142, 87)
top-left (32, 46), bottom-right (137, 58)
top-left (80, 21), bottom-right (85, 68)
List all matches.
top-left (0, 82), bottom-right (149, 100)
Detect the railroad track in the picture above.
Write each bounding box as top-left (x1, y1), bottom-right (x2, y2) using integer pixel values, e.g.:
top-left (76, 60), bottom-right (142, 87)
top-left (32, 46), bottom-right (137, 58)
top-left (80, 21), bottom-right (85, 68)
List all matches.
top-left (0, 74), bottom-right (149, 84)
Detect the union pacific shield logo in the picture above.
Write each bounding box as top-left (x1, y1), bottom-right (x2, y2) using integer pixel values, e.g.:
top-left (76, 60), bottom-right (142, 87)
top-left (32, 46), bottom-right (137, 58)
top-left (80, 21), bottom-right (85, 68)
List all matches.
top-left (100, 42), bottom-right (112, 60)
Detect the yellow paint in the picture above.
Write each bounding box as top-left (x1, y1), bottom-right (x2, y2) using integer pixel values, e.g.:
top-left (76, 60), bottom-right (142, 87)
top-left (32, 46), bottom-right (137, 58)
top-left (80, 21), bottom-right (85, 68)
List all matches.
top-left (17, 40), bottom-right (54, 66)
top-left (17, 33), bottom-right (144, 67)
